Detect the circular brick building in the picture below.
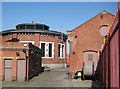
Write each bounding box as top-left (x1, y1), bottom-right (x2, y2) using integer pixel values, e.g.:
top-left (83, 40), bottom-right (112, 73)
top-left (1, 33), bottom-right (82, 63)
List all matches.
top-left (0, 23), bottom-right (67, 81)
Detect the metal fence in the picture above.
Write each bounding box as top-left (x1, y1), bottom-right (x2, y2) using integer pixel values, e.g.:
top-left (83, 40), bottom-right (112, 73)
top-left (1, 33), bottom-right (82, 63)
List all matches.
top-left (28, 43), bottom-right (42, 80)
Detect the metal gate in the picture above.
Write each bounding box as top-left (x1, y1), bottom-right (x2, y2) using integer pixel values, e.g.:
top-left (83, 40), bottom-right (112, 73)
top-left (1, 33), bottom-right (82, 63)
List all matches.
top-left (17, 59), bottom-right (25, 81)
top-left (4, 59), bottom-right (12, 81)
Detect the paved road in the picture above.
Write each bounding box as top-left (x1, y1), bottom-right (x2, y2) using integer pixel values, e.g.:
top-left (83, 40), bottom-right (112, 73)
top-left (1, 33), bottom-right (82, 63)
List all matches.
top-left (2, 68), bottom-right (101, 89)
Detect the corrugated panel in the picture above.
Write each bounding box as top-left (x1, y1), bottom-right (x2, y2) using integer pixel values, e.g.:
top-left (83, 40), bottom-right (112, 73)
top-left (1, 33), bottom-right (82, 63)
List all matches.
top-left (103, 49), bottom-right (106, 85)
top-left (110, 30), bottom-right (119, 88)
top-left (99, 7), bottom-right (120, 89)
top-left (105, 45), bottom-right (109, 88)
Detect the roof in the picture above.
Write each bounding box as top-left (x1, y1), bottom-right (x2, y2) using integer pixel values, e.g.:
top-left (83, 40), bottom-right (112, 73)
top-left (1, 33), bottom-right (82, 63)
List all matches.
top-left (16, 23), bottom-right (49, 30)
top-left (16, 23), bottom-right (47, 26)
top-left (1, 23), bottom-right (65, 36)
top-left (1, 28), bottom-right (62, 35)
top-left (67, 10), bottom-right (114, 32)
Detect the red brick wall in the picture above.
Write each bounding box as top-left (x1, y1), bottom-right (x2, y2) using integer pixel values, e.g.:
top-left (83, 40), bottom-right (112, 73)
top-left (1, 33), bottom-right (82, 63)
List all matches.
top-left (1, 32), bottom-right (66, 80)
top-left (68, 12), bottom-right (114, 77)
top-left (1, 48), bottom-right (27, 81)
top-left (2, 33), bottom-right (66, 64)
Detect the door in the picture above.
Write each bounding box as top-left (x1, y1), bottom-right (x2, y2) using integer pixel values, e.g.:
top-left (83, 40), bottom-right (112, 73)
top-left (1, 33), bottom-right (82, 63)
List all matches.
top-left (83, 51), bottom-right (98, 70)
top-left (17, 60), bottom-right (25, 81)
top-left (4, 59), bottom-right (12, 81)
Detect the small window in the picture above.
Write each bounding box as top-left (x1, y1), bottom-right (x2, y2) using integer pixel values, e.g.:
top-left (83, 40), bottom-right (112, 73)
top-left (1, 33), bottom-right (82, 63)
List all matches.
top-left (26, 25), bottom-right (35, 29)
top-left (36, 25), bottom-right (44, 29)
top-left (44, 26), bottom-right (49, 30)
top-left (19, 25), bottom-right (25, 29)
top-left (88, 54), bottom-right (93, 61)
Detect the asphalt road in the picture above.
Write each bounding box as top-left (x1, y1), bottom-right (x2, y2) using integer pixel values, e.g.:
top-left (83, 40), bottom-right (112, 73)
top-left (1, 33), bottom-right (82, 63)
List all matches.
top-left (2, 68), bottom-right (101, 89)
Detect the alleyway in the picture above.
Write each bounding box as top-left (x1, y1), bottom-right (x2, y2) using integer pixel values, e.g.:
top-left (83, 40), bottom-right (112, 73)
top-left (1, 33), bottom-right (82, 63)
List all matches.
top-left (2, 68), bottom-right (102, 89)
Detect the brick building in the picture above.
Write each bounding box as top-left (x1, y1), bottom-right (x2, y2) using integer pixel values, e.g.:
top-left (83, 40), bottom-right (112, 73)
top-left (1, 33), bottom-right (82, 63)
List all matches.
top-left (0, 23), bottom-right (67, 81)
top-left (67, 11), bottom-right (114, 78)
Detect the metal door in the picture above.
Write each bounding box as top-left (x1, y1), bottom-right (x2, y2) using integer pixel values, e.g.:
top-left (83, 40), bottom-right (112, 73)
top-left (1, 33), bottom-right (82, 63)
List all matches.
top-left (17, 60), bottom-right (25, 81)
top-left (4, 59), bottom-right (12, 81)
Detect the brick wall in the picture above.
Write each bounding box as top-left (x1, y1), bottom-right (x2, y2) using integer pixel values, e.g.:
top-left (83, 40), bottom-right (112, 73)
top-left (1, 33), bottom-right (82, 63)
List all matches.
top-left (1, 30), bottom-right (67, 80)
top-left (2, 33), bottom-right (66, 65)
top-left (68, 11), bottom-right (114, 77)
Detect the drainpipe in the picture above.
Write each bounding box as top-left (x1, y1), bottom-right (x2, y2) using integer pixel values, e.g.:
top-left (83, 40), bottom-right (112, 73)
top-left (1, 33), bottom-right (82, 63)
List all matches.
top-left (23, 48), bottom-right (29, 81)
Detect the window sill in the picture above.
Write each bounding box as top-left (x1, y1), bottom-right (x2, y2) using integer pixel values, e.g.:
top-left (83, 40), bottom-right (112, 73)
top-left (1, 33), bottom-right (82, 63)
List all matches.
top-left (42, 57), bottom-right (54, 59)
top-left (59, 57), bottom-right (65, 59)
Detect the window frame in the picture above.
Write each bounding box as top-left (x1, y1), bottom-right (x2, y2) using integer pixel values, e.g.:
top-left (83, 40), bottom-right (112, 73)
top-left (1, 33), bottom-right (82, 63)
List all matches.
top-left (40, 41), bottom-right (54, 58)
top-left (58, 43), bottom-right (65, 59)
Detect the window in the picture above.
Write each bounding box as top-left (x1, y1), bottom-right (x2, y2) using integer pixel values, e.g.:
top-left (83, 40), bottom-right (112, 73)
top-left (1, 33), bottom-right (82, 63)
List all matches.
top-left (26, 25), bottom-right (34, 29)
top-left (58, 44), bottom-right (61, 57)
top-left (19, 25), bottom-right (25, 29)
top-left (49, 43), bottom-right (52, 57)
top-left (88, 54), bottom-right (93, 61)
top-left (41, 43), bottom-right (45, 57)
top-left (36, 25), bottom-right (44, 29)
top-left (62, 45), bottom-right (64, 57)
top-left (40, 42), bottom-right (54, 58)
top-left (58, 43), bottom-right (65, 58)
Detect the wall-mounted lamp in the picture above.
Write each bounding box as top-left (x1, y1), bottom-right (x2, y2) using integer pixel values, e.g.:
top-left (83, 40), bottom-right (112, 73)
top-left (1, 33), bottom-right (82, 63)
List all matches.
top-left (16, 52), bottom-right (20, 56)
top-left (24, 44), bottom-right (28, 47)
top-left (22, 48), bottom-right (26, 53)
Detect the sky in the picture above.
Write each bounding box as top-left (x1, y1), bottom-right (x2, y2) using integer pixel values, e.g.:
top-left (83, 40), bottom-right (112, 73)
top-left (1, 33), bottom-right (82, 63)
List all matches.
top-left (2, 2), bottom-right (118, 54)
top-left (2, 2), bottom-right (118, 33)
